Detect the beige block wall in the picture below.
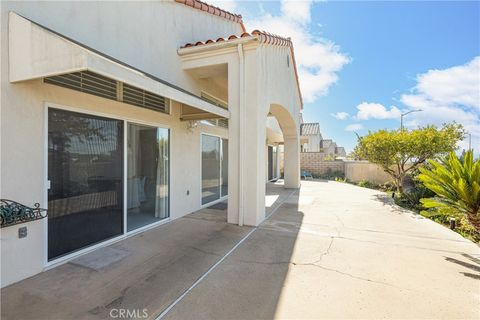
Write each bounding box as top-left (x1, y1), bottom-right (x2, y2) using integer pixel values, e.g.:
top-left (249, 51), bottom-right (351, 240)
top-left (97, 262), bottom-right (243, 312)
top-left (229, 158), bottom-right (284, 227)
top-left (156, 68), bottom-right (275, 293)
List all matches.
top-left (300, 154), bottom-right (393, 185)
top-left (344, 161), bottom-right (393, 185)
top-left (300, 153), bottom-right (345, 175)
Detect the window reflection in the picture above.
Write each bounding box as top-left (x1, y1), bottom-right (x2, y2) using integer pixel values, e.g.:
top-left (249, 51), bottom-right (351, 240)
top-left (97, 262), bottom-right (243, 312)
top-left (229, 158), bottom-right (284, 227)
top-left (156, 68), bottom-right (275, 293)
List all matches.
top-left (127, 124), bottom-right (169, 231)
top-left (201, 135), bottom-right (228, 205)
top-left (48, 109), bottom-right (123, 260)
top-left (202, 135), bottom-right (221, 205)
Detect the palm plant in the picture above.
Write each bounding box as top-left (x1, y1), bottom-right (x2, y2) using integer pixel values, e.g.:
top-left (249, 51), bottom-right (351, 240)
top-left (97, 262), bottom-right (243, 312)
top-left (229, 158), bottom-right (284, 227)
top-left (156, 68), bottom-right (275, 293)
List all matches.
top-left (418, 150), bottom-right (480, 230)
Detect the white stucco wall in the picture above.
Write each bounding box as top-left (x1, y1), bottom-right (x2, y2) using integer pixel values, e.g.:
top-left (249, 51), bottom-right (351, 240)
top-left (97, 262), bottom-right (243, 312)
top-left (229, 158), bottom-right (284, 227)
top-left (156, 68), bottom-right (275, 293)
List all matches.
top-left (180, 40), bottom-right (302, 226)
top-left (259, 45), bottom-right (302, 130)
top-left (0, 1), bottom-right (302, 286)
top-left (0, 78), bottom-right (228, 287)
top-left (2, 0), bottom-right (242, 94)
top-left (228, 43), bottom-right (301, 225)
top-left (0, 1), bottom-right (237, 287)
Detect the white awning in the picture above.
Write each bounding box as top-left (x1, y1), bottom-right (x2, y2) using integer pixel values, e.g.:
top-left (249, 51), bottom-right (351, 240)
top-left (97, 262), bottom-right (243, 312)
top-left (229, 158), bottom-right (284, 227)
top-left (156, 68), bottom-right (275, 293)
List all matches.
top-left (8, 12), bottom-right (229, 119)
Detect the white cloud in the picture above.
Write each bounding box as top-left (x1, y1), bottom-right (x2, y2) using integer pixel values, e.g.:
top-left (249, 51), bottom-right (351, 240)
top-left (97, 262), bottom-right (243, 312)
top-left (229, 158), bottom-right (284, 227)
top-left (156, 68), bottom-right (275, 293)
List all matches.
top-left (331, 112), bottom-right (349, 120)
top-left (356, 102), bottom-right (401, 120)
top-left (345, 123), bottom-right (364, 131)
top-left (412, 56), bottom-right (480, 110)
top-left (358, 57), bottom-right (480, 152)
top-left (280, 0), bottom-right (311, 25)
top-left (400, 56), bottom-right (480, 151)
top-left (244, 0), bottom-right (350, 103)
top-left (207, 0), bottom-right (238, 13)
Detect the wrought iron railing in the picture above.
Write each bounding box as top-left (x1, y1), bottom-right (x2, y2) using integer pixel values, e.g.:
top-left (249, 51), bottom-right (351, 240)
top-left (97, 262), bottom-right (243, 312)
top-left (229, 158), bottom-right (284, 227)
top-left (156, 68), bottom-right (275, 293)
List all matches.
top-left (0, 199), bottom-right (47, 228)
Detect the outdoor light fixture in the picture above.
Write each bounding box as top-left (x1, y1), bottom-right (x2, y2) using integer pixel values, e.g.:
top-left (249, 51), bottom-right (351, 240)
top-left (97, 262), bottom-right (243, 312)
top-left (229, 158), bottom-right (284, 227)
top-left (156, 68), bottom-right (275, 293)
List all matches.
top-left (186, 120), bottom-right (199, 131)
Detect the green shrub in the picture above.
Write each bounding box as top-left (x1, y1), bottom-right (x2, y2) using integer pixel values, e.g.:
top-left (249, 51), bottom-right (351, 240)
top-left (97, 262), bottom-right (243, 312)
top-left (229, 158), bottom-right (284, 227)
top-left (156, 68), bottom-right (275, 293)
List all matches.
top-left (323, 154), bottom-right (336, 161)
top-left (378, 181), bottom-right (396, 192)
top-left (335, 177), bottom-right (347, 183)
top-left (394, 184), bottom-right (435, 211)
top-left (418, 150), bottom-right (480, 230)
top-left (318, 169), bottom-right (345, 180)
top-left (357, 180), bottom-right (377, 189)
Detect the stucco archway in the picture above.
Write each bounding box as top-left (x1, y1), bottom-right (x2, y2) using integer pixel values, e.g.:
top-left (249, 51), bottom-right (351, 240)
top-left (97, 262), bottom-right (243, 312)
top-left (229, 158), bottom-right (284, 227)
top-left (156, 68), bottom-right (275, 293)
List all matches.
top-left (268, 104), bottom-right (301, 189)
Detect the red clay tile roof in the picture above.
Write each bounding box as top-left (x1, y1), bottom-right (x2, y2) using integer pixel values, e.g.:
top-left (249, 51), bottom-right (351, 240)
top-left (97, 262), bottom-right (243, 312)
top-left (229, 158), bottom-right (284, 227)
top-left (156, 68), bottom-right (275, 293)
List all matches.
top-left (175, 0), bottom-right (246, 32)
top-left (181, 30), bottom-right (292, 48)
top-left (181, 30), bottom-right (303, 108)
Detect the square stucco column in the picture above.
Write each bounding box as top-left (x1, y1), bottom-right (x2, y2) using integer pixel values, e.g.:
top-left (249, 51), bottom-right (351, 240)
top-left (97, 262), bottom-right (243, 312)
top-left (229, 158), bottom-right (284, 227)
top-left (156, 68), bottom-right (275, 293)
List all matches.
top-left (242, 108), bottom-right (267, 226)
top-left (227, 48), bottom-right (266, 226)
top-left (227, 59), bottom-right (240, 225)
top-left (284, 136), bottom-right (301, 189)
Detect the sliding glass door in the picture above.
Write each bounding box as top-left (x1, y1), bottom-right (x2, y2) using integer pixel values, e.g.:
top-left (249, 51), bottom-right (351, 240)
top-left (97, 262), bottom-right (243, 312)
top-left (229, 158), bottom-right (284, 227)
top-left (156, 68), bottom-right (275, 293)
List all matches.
top-left (48, 108), bottom-right (170, 260)
top-left (48, 109), bottom-right (124, 260)
top-left (127, 124), bottom-right (169, 231)
top-left (201, 134), bottom-right (228, 205)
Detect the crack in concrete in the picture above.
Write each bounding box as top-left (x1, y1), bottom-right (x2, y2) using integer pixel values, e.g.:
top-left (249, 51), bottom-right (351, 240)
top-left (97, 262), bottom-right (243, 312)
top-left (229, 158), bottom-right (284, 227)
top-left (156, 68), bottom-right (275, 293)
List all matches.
top-left (302, 263), bottom-right (408, 290)
top-left (260, 222), bottom-right (473, 255)
top-left (302, 236), bottom-right (335, 265)
top-left (235, 236), bottom-right (409, 292)
top-left (237, 237), bottom-right (335, 267)
top-left (287, 237), bottom-right (410, 291)
top-left (335, 235), bottom-right (474, 255)
top-left (333, 212), bottom-right (345, 228)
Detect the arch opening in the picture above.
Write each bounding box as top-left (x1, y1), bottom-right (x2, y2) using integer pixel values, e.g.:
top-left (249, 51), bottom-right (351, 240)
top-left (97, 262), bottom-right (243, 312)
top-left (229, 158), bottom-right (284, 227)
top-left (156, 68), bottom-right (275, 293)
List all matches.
top-left (266, 104), bottom-right (300, 189)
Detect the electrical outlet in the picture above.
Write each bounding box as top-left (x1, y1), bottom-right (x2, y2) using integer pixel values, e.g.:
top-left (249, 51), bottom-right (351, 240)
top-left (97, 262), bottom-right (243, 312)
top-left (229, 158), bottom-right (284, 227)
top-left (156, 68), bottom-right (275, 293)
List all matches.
top-left (18, 227), bottom-right (27, 238)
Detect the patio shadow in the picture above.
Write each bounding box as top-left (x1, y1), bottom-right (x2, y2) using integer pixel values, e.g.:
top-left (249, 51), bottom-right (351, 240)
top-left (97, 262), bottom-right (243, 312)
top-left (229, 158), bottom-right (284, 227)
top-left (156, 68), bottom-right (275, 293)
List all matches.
top-left (444, 255), bottom-right (480, 280)
top-left (162, 182), bottom-right (304, 320)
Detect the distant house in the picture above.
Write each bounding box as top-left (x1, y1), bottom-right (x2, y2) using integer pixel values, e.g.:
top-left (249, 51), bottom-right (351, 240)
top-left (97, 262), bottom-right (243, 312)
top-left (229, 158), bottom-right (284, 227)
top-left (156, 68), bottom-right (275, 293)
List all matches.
top-left (300, 123), bottom-right (322, 152)
top-left (300, 123), bottom-right (346, 157)
top-left (335, 146), bottom-right (347, 157)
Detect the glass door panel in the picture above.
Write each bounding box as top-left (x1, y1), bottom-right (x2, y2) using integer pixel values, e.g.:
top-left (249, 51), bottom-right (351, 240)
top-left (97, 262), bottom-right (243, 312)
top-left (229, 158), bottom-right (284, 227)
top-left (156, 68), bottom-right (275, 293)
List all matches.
top-left (127, 124), bottom-right (169, 231)
top-left (272, 146), bottom-right (278, 179)
top-left (48, 109), bottom-right (124, 260)
top-left (201, 135), bottom-right (221, 205)
top-left (221, 138), bottom-right (228, 197)
top-left (268, 146), bottom-right (274, 181)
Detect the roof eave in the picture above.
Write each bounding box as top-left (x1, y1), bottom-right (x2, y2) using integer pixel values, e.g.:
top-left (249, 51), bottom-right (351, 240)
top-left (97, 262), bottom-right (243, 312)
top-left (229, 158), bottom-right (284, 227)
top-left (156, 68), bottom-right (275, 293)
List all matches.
top-left (178, 36), bottom-right (259, 56)
top-left (9, 12), bottom-right (229, 119)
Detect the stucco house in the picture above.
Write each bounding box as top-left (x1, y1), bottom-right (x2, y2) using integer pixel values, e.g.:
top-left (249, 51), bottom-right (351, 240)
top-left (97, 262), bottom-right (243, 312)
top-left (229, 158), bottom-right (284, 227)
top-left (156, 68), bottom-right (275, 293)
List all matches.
top-left (0, 0), bottom-right (302, 287)
top-left (300, 122), bottom-right (346, 157)
top-left (300, 122), bottom-right (322, 152)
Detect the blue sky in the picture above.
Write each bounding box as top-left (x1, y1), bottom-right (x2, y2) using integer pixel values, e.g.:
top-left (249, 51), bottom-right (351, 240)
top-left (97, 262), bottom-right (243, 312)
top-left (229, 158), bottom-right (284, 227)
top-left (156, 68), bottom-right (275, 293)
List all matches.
top-left (217, 0), bottom-right (480, 153)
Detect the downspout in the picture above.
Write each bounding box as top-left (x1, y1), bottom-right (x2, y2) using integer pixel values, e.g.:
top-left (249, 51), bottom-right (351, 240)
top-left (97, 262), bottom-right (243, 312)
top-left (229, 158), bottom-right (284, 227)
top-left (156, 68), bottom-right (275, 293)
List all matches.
top-left (237, 43), bottom-right (245, 226)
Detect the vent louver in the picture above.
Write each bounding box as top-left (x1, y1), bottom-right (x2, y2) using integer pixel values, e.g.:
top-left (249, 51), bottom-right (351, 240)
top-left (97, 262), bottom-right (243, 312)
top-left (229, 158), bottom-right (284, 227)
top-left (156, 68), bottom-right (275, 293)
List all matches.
top-left (44, 71), bottom-right (118, 100)
top-left (122, 83), bottom-right (167, 113)
top-left (44, 71), bottom-right (168, 114)
top-left (217, 118), bottom-right (228, 128)
top-left (204, 119), bottom-right (217, 126)
top-left (201, 118), bottom-right (228, 128)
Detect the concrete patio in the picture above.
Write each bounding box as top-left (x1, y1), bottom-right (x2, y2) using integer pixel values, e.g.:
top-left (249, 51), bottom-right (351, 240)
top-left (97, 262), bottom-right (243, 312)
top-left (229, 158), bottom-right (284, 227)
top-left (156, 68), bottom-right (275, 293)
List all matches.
top-left (1, 180), bottom-right (479, 319)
